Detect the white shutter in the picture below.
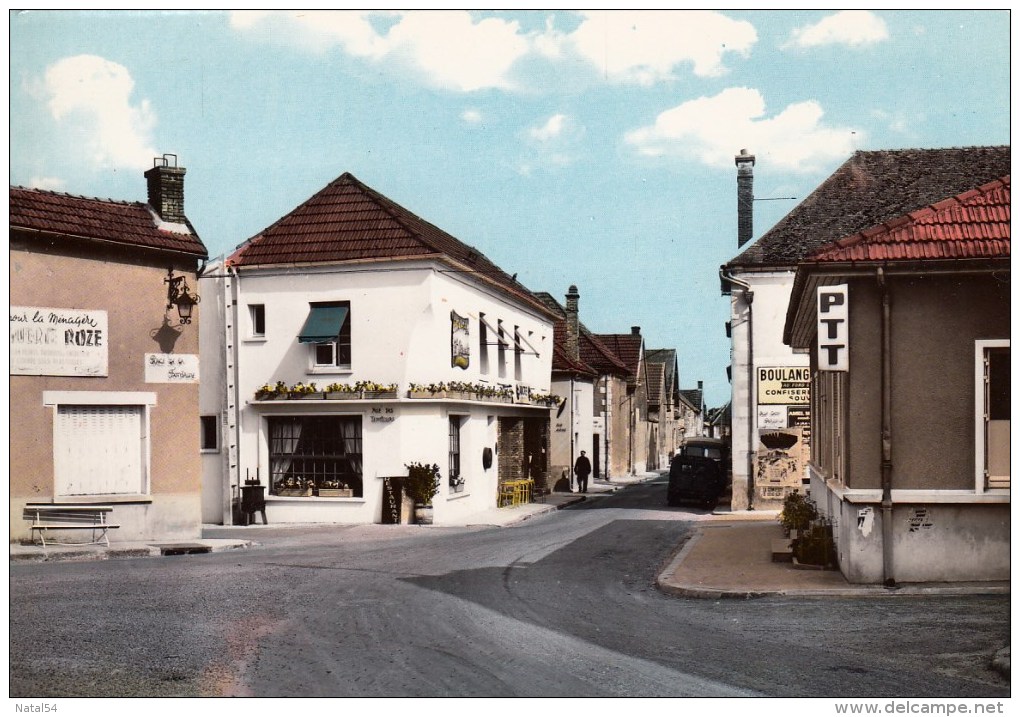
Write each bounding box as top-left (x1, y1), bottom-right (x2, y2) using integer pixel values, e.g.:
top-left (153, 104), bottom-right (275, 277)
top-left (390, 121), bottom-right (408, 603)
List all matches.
top-left (55, 405), bottom-right (144, 495)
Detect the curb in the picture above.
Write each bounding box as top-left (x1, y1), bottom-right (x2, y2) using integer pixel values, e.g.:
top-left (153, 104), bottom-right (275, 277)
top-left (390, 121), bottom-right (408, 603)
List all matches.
top-left (655, 526), bottom-right (1012, 600)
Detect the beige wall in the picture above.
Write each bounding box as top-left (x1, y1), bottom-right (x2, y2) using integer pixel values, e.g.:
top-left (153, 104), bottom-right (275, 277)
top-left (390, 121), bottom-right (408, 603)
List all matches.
top-left (842, 274), bottom-right (1009, 491)
top-left (10, 238), bottom-right (203, 542)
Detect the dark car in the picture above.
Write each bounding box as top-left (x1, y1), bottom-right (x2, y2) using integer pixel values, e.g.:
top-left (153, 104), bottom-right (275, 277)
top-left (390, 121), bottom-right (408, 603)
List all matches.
top-left (667, 438), bottom-right (730, 508)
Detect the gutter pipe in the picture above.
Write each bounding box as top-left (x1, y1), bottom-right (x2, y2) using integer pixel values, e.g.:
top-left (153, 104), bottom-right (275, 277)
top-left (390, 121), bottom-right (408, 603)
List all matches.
top-left (878, 267), bottom-right (896, 587)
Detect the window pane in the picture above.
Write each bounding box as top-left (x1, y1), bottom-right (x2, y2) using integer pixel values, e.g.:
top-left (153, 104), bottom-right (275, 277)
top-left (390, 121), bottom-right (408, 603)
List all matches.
top-left (200, 415), bottom-right (218, 451)
top-left (315, 343), bottom-right (335, 365)
top-left (250, 304), bottom-right (265, 336)
top-left (268, 416), bottom-right (363, 497)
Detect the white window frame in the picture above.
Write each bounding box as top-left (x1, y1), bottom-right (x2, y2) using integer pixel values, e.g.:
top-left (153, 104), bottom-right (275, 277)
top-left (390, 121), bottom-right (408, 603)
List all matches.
top-left (306, 302), bottom-right (352, 374)
top-left (975, 339), bottom-right (1010, 493)
top-left (43, 391), bottom-right (156, 499)
top-left (249, 303), bottom-right (266, 339)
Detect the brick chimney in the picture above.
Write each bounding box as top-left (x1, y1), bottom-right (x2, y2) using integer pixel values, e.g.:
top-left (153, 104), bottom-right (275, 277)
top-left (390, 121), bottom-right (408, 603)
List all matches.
top-left (565, 285), bottom-right (580, 362)
top-left (631, 326), bottom-right (640, 336)
top-left (144, 153), bottom-right (186, 224)
top-left (735, 148), bottom-right (755, 247)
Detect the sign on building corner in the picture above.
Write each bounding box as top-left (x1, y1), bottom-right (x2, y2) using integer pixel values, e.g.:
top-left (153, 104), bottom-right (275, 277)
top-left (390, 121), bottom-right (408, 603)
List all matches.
top-left (817, 284), bottom-right (849, 371)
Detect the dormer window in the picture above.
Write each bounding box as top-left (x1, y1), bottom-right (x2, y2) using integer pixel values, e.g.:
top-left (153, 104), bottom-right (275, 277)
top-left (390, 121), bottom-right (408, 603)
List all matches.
top-left (298, 301), bottom-right (352, 370)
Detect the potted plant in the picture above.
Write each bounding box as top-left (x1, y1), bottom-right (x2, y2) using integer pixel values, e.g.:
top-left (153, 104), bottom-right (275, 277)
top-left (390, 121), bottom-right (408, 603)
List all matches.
top-left (255, 380), bottom-right (288, 400)
top-left (359, 381), bottom-right (398, 399)
top-left (325, 382), bottom-right (361, 400)
top-left (779, 490), bottom-right (818, 538)
top-left (404, 462), bottom-right (441, 524)
top-left (289, 381), bottom-right (322, 399)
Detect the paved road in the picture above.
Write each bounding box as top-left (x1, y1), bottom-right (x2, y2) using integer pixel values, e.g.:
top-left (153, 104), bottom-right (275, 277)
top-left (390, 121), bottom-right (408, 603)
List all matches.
top-left (10, 476), bottom-right (1010, 698)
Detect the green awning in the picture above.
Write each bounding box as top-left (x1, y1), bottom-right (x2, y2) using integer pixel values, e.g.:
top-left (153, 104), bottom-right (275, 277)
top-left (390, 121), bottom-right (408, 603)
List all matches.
top-left (297, 305), bottom-right (348, 343)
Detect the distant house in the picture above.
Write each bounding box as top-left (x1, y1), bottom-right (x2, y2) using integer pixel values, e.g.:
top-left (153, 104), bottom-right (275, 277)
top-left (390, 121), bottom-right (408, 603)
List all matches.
top-left (200, 172), bottom-right (557, 526)
top-left (644, 349), bottom-right (683, 465)
top-left (704, 402), bottom-right (731, 441)
top-left (10, 155), bottom-right (209, 543)
top-left (678, 382), bottom-right (706, 439)
top-left (578, 322), bottom-right (632, 480)
top-left (721, 146), bottom-right (1011, 511)
top-left (784, 175), bottom-right (1010, 584)
top-left (596, 328), bottom-right (649, 475)
top-left (533, 286), bottom-right (598, 491)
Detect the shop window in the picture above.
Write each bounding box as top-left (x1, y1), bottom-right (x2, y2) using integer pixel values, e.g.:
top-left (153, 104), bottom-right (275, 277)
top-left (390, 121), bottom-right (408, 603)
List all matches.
top-left (200, 415), bottom-right (219, 452)
top-left (298, 302), bottom-right (352, 370)
top-left (978, 341), bottom-right (1010, 490)
top-left (268, 416), bottom-right (363, 497)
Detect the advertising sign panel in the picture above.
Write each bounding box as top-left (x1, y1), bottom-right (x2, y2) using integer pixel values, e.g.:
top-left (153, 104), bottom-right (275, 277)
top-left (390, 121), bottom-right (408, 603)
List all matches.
top-left (10, 306), bottom-right (108, 376)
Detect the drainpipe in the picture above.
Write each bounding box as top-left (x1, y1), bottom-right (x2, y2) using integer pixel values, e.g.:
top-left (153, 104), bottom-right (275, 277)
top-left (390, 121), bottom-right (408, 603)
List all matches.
top-left (569, 377), bottom-right (575, 491)
top-left (721, 268), bottom-right (755, 510)
top-left (878, 268), bottom-right (895, 587)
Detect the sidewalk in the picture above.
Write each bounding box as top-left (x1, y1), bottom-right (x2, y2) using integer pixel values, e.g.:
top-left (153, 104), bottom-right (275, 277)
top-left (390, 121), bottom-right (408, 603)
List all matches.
top-left (657, 511), bottom-right (1011, 599)
top-left (9, 472), bottom-right (648, 563)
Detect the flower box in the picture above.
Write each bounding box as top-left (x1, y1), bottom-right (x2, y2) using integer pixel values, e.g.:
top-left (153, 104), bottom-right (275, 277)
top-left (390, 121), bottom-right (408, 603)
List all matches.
top-left (363, 390), bottom-right (397, 400)
top-left (275, 487), bottom-right (313, 497)
top-left (289, 392), bottom-right (324, 400)
top-left (409, 390), bottom-right (444, 399)
top-left (326, 391), bottom-right (363, 400)
top-left (318, 488), bottom-right (354, 498)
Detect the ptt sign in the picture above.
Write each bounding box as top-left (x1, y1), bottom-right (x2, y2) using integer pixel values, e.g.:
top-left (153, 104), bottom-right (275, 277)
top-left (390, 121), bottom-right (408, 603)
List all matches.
top-left (817, 285), bottom-right (848, 371)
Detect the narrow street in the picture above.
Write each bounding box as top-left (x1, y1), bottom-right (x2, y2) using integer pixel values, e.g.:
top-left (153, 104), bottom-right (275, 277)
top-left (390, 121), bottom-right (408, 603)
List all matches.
top-left (10, 477), bottom-right (1010, 698)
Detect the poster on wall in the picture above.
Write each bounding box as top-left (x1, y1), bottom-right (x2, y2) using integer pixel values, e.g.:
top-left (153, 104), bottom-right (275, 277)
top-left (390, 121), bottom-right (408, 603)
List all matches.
top-left (754, 427), bottom-right (805, 503)
top-left (450, 310), bottom-right (470, 369)
top-left (144, 353), bottom-right (199, 383)
top-left (10, 306), bottom-right (108, 376)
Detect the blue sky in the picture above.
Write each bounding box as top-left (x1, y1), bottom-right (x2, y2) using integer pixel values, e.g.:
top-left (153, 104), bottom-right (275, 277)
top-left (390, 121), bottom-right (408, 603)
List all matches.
top-left (8, 10), bottom-right (1011, 408)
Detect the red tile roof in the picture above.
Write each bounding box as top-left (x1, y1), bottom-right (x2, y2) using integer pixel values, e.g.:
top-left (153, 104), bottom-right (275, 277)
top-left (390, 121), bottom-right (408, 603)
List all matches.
top-left (595, 333), bottom-right (644, 384)
top-left (809, 176), bottom-right (1010, 262)
top-left (228, 172), bottom-right (554, 318)
top-left (579, 332), bottom-right (631, 376)
top-left (726, 146), bottom-right (1010, 268)
top-left (9, 186), bottom-right (207, 257)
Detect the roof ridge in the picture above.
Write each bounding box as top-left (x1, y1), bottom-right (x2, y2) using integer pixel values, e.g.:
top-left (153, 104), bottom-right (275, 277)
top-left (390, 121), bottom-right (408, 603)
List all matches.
top-left (11, 184), bottom-right (144, 208)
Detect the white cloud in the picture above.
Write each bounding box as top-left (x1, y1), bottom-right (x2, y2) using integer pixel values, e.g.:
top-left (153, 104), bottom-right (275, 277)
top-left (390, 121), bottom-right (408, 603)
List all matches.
top-left (567, 10), bottom-right (757, 82)
top-left (231, 10), bottom-right (529, 92)
top-left (461, 109), bottom-right (483, 124)
top-left (625, 87), bottom-right (859, 173)
top-left (42, 55), bottom-right (157, 170)
top-left (28, 176), bottom-right (66, 191)
top-left (522, 113), bottom-right (584, 171)
top-left (783, 11), bottom-right (889, 50)
top-left (529, 114), bottom-right (567, 142)
top-left (230, 10), bottom-right (757, 92)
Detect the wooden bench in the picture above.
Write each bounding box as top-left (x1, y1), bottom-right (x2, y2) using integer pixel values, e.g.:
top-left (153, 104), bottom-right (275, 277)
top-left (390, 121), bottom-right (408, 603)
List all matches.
top-left (24, 504), bottom-right (119, 548)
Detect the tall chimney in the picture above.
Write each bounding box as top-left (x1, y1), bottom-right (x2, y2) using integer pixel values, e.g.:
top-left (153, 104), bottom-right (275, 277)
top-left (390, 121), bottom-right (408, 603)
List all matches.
top-left (144, 153), bottom-right (187, 224)
top-left (565, 285), bottom-right (580, 362)
top-left (735, 148), bottom-right (755, 247)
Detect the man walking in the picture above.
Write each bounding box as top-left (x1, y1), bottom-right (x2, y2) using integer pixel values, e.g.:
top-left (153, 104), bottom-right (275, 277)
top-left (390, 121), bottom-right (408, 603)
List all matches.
top-left (574, 450), bottom-right (592, 493)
